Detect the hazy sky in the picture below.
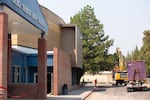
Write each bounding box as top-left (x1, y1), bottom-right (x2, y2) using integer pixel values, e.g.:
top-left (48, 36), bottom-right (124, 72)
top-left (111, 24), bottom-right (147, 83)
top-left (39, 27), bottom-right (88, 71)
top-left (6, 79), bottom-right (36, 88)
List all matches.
top-left (38, 0), bottom-right (150, 55)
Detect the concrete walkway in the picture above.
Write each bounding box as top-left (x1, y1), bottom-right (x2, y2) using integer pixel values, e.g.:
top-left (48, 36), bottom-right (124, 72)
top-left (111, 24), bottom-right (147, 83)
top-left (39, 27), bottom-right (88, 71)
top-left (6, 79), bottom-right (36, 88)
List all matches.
top-left (8, 84), bottom-right (95, 100)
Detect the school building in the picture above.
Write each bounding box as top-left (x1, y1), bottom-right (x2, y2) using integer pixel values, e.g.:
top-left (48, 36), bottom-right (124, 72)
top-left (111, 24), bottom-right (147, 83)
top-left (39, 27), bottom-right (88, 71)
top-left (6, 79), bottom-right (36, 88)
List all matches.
top-left (0, 0), bottom-right (83, 99)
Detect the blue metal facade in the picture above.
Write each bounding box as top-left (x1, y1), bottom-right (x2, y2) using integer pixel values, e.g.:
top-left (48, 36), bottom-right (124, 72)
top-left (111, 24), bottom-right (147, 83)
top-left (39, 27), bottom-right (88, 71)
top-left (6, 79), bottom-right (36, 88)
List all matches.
top-left (12, 51), bottom-right (53, 67)
top-left (12, 50), bottom-right (53, 83)
top-left (27, 54), bottom-right (53, 67)
top-left (12, 51), bottom-right (27, 82)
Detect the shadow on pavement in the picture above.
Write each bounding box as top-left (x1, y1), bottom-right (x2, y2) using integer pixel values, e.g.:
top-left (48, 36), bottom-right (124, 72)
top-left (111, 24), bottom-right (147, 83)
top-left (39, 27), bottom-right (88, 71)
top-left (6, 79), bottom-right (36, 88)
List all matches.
top-left (94, 88), bottom-right (106, 92)
top-left (93, 84), bottom-right (126, 92)
top-left (97, 84), bottom-right (125, 88)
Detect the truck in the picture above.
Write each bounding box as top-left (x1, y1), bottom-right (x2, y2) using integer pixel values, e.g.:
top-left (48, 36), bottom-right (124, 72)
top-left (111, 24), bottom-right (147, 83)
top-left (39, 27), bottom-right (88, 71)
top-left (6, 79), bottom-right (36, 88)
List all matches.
top-left (126, 60), bottom-right (148, 92)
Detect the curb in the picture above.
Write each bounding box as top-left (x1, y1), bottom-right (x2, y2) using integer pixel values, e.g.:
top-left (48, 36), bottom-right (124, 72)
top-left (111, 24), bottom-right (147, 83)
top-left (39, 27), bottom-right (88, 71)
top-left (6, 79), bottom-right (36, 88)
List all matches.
top-left (81, 88), bottom-right (95, 100)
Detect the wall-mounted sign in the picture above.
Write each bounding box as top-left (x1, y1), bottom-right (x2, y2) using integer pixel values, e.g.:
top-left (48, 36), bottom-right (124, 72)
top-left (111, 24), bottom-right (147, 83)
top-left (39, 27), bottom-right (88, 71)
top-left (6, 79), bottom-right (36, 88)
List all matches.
top-left (0, 0), bottom-right (48, 33)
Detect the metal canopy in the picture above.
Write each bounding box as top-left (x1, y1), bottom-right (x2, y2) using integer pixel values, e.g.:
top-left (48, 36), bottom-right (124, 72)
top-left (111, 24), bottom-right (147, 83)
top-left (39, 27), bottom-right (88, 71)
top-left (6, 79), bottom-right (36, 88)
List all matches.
top-left (0, 0), bottom-right (48, 34)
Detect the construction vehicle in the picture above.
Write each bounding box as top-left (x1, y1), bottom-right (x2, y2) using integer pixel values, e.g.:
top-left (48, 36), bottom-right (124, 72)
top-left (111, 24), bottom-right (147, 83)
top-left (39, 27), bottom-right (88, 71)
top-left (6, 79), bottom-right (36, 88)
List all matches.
top-left (112, 48), bottom-right (127, 86)
top-left (126, 60), bottom-right (148, 92)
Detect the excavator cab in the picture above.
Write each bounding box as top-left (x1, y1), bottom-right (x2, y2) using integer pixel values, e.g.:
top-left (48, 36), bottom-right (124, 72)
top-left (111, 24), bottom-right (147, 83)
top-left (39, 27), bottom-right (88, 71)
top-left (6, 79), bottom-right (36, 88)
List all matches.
top-left (115, 71), bottom-right (128, 86)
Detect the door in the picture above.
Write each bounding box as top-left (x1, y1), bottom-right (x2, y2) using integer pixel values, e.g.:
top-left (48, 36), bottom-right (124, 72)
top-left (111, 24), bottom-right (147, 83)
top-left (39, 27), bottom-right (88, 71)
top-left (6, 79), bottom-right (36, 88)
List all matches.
top-left (47, 73), bottom-right (51, 93)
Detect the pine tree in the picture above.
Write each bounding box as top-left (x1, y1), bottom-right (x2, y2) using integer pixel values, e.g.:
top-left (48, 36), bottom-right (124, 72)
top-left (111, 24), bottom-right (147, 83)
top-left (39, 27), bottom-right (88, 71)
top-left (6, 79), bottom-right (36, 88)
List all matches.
top-left (70, 5), bottom-right (114, 74)
top-left (141, 30), bottom-right (150, 76)
top-left (127, 30), bottom-right (150, 76)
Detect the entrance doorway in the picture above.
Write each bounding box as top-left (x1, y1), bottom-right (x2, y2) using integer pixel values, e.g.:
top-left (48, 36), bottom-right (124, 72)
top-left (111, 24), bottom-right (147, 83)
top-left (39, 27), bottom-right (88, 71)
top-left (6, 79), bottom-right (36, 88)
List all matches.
top-left (47, 72), bottom-right (52, 93)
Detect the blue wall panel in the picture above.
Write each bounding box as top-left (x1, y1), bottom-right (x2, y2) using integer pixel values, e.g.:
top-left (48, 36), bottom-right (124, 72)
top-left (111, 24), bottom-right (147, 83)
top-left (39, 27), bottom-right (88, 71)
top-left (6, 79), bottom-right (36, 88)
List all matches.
top-left (12, 51), bottom-right (28, 83)
top-left (27, 55), bottom-right (53, 67)
top-left (12, 51), bottom-right (27, 67)
top-left (27, 55), bottom-right (38, 67)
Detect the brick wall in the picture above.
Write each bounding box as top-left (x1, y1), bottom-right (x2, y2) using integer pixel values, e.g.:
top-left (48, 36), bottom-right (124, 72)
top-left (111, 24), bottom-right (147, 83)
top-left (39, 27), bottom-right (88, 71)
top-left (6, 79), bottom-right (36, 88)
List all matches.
top-left (8, 84), bottom-right (38, 99)
top-left (53, 48), bottom-right (72, 95)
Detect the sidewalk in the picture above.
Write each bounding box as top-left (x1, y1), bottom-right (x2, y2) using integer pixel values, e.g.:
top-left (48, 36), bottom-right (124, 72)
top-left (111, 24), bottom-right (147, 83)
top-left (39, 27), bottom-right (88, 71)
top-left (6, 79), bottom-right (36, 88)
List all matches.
top-left (8, 84), bottom-right (95, 100)
top-left (47, 84), bottom-right (95, 100)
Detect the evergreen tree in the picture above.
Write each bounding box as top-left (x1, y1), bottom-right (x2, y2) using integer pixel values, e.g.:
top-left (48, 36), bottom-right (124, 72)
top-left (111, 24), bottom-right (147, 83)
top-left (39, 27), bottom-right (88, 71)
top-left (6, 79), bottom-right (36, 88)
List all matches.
top-left (131, 46), bottom-right (141, 60)
top-left (70, 5), bottom-right (114, 74)
top-left (127, 30), bottom-right (150, 76)
top-left (141, 30), bottom-right (150, 76)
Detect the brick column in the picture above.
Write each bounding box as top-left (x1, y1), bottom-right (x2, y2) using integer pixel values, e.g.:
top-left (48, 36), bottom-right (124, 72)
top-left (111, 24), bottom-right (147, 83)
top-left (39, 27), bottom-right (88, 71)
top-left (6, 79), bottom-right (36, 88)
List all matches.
top-left (7, 34), bottom-right (12, 83)
top-left (0, 13), bottom-right (8, 100)
top-left (53, 48), bottom-right (59, 95)
top-left (37, 37), bottom-right (47, 99)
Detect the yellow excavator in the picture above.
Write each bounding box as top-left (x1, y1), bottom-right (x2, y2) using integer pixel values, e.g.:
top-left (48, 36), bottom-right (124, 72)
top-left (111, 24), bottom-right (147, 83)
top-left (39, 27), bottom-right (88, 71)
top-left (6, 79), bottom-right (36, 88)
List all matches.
top-left (112, 48), bottom-right (127, 86)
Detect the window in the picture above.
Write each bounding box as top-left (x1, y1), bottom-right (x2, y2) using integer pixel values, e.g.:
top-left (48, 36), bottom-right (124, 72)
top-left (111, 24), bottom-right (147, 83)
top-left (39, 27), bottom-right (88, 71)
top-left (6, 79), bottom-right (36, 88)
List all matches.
top-left (34, 73), bottom-right (38, 83)
top-left (12, 66), bottom-right (20, 83)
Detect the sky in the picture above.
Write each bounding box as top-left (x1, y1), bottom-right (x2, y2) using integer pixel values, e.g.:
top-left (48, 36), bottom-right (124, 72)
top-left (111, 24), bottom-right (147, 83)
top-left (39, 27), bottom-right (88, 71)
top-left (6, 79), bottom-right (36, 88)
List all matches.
top-left (37, 0), bottom-right (150, 55)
